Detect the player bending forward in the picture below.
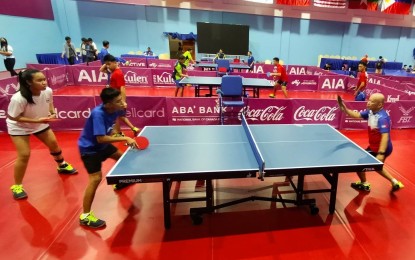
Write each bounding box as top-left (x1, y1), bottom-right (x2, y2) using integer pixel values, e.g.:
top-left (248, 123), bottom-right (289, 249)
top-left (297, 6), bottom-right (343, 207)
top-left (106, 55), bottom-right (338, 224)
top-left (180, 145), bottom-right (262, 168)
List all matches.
top-left (337, 93), bottom-right (404, 192)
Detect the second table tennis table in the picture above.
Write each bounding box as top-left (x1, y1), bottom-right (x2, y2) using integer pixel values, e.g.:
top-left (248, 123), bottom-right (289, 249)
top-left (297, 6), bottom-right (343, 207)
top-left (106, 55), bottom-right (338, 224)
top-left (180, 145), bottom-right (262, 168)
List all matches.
top-left (107, 116), bottom-right (383, 229)
top-left (179, 76), bottom-right (273, 98)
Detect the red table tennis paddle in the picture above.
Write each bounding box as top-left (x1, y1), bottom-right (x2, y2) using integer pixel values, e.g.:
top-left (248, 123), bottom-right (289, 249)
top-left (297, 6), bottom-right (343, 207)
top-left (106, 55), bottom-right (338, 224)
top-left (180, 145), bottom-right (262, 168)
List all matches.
top-left (136, 136), bottom-right (150, 150)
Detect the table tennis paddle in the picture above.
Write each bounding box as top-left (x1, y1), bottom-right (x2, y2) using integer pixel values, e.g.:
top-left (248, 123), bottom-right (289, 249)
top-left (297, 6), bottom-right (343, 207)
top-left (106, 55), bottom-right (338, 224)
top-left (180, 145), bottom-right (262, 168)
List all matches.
top-left (337, 95), bottom-right (346, 111)
top-left (266, 72), bottom-right (271, 77)
top-left (44, 118), bottom-right (62, 122)
top-left (136, 136), bottom-right (150, 150)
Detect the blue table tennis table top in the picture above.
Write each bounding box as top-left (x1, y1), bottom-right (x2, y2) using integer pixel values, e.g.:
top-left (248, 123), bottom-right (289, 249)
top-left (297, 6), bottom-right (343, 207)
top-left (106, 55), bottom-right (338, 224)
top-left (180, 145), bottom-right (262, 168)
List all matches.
top-left (106, 124), bottom-right (382, 184)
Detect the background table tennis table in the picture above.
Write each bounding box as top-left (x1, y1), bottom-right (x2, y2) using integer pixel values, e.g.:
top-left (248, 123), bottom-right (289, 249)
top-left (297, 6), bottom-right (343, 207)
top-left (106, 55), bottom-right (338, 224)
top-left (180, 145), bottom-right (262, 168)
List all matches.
top-left (195, 63), bottom-right (250, 72)
top-left (179, 76), bottom-right (273, 97)
top-left (107, 121), bottom-right (382, 229)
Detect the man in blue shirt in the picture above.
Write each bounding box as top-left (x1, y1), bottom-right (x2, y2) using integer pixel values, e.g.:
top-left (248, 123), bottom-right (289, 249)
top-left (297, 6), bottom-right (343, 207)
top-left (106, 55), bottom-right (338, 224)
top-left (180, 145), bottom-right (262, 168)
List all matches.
top-left (144, 47), bottom-right (154, 56)
top-left (337, 93), bottom-right (404, 192)
top-left (247, 51), bottom-right (255, 72)
top-left (98, 40), bottom-right (110, 65)
top-left (78, 88), bottom-right (138, 228)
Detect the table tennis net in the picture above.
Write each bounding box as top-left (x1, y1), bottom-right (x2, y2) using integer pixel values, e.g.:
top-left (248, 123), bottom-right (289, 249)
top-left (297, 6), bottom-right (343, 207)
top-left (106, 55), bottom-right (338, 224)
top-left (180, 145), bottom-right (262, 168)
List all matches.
top-left (241, 114), bottom-right (265, 179)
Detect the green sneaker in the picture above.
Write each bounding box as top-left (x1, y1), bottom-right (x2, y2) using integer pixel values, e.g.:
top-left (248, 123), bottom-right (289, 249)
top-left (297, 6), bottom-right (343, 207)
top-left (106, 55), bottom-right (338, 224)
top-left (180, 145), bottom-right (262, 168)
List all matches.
top-left (351, 181), bottom-right (371, 191)
top-left (80, 212), bottom-right (106, 228)
top-left (10, 184), bottom-right (28, 200)
top-left (392, 181), bottom-right (404, 192)
top-left (57, 163), bottom-right (77, 175)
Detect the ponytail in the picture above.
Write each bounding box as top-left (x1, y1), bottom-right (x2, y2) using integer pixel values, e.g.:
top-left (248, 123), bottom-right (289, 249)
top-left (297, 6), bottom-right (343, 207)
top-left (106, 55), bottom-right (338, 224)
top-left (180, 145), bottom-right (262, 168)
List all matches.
top-left (18, 69), bottom-right (41, 104)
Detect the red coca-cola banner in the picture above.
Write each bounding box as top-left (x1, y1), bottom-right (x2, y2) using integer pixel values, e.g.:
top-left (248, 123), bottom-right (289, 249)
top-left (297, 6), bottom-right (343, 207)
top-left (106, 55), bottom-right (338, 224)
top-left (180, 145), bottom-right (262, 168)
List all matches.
top-left (290, 99), bottom-right (341, 128)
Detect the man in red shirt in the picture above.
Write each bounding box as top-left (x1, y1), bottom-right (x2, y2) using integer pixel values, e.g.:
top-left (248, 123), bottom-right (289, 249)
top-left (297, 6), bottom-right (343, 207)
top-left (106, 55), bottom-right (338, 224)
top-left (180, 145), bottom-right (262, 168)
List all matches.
top-left (354, 62), bottom-right (368, 101)
top-left (100, 54), bottom-right (139, 137)
top-left (269, 57), bottom-right (288, 98)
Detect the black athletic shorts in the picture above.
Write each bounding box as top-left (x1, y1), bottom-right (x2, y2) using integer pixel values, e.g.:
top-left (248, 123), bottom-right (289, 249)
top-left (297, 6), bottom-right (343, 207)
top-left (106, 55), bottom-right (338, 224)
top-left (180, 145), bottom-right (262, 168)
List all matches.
top-left (9, 126), bottom-right (51, 137)
top-left (277, 80), bottom-right (287, 86)
top-left (81, 144), bottom-right (118, 174)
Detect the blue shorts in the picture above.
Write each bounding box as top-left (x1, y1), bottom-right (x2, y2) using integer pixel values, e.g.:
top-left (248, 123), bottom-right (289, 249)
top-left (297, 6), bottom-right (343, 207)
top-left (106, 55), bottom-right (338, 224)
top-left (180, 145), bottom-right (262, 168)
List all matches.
top-left (355, 91), bottom-right (366, 101)
top-left (174, 79), bottom-right (183, 88)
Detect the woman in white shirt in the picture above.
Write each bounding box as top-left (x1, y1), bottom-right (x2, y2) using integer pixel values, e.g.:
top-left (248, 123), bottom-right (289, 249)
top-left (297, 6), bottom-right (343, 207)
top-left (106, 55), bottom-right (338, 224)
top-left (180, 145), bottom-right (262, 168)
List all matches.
top-left (7, 69), bottom-right (77, 200)
top-left (0, 37), bottom-right (18, 76)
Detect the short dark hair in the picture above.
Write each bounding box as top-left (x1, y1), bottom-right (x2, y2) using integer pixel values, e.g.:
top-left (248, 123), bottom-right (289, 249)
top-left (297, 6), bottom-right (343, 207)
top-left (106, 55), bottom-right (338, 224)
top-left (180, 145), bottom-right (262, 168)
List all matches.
top-left (88, 37), bottom-right (93, 42)
top-left (103, 54), bottom-right (116, 62)
top-left (100, 87), bottom-right (121, 104)
top-left (103, 40), bottom-right (109, 47)
top-left (273, 57), bottom-right (279, 62)
top-left (81, 37), bottom-right (87, 42)
top-left (65, 36), bottom-right (71, 41)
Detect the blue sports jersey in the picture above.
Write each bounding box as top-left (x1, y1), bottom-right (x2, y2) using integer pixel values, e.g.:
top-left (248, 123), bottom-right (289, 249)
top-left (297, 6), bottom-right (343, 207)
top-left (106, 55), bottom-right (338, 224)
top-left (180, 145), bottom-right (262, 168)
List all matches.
top-left (78, 104), bottom-right (125, 154)
top-left (360, 109), bottom-right (393, 155)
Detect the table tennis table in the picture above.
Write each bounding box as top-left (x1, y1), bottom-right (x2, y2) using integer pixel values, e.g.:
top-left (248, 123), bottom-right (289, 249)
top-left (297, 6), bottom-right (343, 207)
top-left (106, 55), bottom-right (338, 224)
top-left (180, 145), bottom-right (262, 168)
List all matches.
top-left (107, 116), bottom-right (383, 229)
top-left (195, 63), bottom-right (250, 72)
top-left (179, 76), bottom-right (273, 98)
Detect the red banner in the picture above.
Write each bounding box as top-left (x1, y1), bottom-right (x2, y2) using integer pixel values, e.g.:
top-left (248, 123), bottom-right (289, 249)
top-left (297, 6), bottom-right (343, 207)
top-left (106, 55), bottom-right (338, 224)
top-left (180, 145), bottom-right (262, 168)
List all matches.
top-left (0, 77), bottom-right (19, 96)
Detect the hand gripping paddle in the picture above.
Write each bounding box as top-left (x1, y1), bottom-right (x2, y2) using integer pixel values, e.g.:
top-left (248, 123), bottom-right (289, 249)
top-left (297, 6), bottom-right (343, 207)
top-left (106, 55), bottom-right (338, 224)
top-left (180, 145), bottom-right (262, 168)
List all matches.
top-left (266, 72), bottom-right (271, 77)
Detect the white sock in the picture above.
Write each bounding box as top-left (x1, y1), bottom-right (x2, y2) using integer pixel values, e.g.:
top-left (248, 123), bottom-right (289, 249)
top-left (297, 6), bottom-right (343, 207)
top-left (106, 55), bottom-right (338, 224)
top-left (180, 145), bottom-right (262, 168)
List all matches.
top-left (80, 212), bottom-right (90, 219)
top-left (391, 179), bottom-right (398, 184)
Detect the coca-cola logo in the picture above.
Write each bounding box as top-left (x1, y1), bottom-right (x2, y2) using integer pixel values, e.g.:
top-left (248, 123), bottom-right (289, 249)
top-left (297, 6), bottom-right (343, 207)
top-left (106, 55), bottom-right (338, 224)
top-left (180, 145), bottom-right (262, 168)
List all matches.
top-left (294, 106), bottom-right (337, 121)
top-left (245, 106), bottom-right (286, 121)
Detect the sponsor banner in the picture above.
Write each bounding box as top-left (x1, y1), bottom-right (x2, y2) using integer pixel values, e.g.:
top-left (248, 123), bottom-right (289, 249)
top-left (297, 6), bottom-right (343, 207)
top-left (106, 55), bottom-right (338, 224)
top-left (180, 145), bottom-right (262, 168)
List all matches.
top-left (401, 83), bottom-right (415, 97)
top-left (244, 99), bottom-right (293, 124)
top-left (338, 101), bottom-right (368, 129)
top-left (365, 83), bottom-right (412, 102)
top-left (288, 74), bottom-right (319, 91)
top-left (26, 64), bottom-right (63, 70)
top-left (291, 99), bottom-right (341, 127)
top-left (389, 101), bottom-right (415, 128)
top-left (250, 64), bottom-right (275, 74)
top-left (121, 68), bottom-right (152, 87)
top-left (120, 58), bottom-right (147, 68)
top-left (368, 74), bottom-right (399, 89)
top-left (147, 59), bottom-right (177, 69)
top-left (166, 98), bottom-right (220, 125)
top-left (286, 65), bottom-right (308, 75)
top-left (45, 66), bottom-right (67, 91)
top-left (188, 70), bottom-right (217, 77)
top-left (0, 77), bottom-right (19, 96)
top-left (0, 95), bottom-right (10, 132)
top-left (306, 66), bottom-right (329, 75)
top-left (151, 69), bottom-right (175, 86)
top-left (69, 65), bottom-right (108, 86)
top-left (51, 96), bottom-right (96, 130)
top-left (232, 72), bottom-right (262, 78)
top-left (318, 75), bottom-right (348, 92)
top-left (124, 96), bottom-right (168, 127)
top-left (346, 77), bottom-right (358, 93)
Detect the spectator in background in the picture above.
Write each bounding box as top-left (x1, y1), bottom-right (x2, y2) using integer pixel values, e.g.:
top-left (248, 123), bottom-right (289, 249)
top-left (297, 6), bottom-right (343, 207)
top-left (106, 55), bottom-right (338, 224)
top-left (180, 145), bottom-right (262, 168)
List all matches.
top-left (85, 40), bottom-right (96, 63)
top-left (402, 65), bottom-right (407, 70)
top-left (177, 42), bottom-right (183, 58)
top-left (247, 51), bottom-right (255, 72)
top-left (214, 49), bottom-right (226, 61)
top-left (98, 41), bottom-right (110, 64)
top-left (61, 36), bottom-right (77, 65)
top-left (144, 47), bottom-right (153, 56)
top-left (80, 38), bottom-right (88, 63)
top-left (360, 54), bottom-right (368, 65)
top-left (323, 63), bottom-right (332, 71)
top-left (0, 37), bottom-right (18, 76)
top-left (88, 38), bottom-right (98, 60)
top-left (407, 65), bottom-right (413, 73)
top-left (342, 61), bottom-right (349, 71)
top-left (375, 56), bottom-right (385, 74)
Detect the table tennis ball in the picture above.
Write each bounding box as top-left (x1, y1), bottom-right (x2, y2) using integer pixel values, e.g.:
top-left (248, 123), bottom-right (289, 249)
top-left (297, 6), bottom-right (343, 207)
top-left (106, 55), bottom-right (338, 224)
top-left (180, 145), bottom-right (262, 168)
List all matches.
top-left (125, 61), bottom-right (130, 66)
